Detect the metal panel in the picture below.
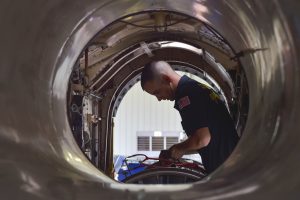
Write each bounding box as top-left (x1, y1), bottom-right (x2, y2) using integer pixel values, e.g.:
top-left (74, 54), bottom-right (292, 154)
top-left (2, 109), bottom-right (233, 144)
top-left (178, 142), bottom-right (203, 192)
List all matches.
top-left (0, 0), bottom-right (300, 199)
top-left (137, 136), bottom-right (150, 151)
top-left (151, 137), bottom-right (164, 151)
top-left (166, 137), bottom-right (179, 149)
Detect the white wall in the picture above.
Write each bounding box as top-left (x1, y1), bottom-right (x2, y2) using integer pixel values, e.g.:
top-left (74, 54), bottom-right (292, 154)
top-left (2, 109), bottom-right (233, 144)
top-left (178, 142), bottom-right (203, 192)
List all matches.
top-left (113, 81), bottom-right (183, 156)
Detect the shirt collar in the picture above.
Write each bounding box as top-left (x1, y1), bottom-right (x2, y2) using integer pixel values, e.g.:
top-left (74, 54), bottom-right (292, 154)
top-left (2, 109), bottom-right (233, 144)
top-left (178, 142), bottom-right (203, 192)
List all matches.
top-left (175, 75), bottom-right (189, 100)
top-left (174, 75), bottom-right (189, 109)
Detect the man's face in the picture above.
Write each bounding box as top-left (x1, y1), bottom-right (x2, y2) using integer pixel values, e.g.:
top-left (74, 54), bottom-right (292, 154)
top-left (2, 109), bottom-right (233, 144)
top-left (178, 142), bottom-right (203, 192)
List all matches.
top-left (143, 79), bottom-right (175, 101)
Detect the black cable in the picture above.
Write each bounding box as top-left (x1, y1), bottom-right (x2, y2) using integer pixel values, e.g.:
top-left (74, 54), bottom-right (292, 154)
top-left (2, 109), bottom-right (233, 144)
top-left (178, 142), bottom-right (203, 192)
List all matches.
top-left (202, 23), bottom-right (225, 42)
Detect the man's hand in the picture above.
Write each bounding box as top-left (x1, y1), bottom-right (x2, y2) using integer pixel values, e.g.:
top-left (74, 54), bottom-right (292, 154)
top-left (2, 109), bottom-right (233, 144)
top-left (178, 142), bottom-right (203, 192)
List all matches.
top-left (159, 149), bottom-right (172, 159)
top-left (159, 145), bottom-right (185, 160)
top-left (159, 127), bottom-right (211, 161)
top-left (169, 144), bottom-right (185, 159)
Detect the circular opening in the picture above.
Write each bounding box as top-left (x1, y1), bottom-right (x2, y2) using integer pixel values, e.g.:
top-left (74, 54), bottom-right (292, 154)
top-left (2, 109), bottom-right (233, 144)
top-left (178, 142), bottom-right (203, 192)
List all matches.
top-left (66, 11), bottom-right (249, 183)
top-left (2, 0), bottom-right (297, 198)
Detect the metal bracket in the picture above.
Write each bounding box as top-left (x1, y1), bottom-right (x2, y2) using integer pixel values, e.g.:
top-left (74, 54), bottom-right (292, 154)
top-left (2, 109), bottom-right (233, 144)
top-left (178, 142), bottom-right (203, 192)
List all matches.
top-left (140, 42), bottom-right (154, 57)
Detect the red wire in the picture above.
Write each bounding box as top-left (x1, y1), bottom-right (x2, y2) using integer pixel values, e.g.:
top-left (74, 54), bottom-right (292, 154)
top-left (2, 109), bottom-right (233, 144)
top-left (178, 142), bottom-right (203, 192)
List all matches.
top-left (125, 154), bottom-right (203, 170)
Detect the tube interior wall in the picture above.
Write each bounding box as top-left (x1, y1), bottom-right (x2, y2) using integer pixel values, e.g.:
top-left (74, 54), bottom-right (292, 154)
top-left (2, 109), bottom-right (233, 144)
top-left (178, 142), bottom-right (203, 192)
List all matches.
top-left (0, 0), bottom-right (299, 199)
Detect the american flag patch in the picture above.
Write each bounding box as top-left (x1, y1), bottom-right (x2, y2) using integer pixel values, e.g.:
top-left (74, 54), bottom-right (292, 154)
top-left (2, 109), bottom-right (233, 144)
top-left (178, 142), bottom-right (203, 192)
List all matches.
top-left (178, 96), bottom-right (191, 110)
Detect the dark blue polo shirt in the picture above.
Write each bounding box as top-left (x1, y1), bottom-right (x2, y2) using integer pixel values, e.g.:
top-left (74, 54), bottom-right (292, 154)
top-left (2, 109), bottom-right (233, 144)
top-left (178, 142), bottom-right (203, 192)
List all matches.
top-left (174, 75), bottom-right (239, 173)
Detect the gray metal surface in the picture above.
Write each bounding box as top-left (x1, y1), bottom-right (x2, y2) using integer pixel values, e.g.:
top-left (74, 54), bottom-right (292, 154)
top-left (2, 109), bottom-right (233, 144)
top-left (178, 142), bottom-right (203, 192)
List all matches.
top-left (0, 0), bottom-right (300, 199)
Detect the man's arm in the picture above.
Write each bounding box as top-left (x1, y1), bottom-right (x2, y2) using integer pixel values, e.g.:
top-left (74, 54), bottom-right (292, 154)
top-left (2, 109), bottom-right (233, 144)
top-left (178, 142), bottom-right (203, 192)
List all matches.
top-left (167, 127), bottom-right (211, 159)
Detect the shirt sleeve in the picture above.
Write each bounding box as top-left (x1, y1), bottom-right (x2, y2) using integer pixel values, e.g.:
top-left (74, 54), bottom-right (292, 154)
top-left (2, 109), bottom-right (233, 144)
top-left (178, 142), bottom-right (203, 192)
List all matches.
top-left (179, 85), bottom-right (209, 136)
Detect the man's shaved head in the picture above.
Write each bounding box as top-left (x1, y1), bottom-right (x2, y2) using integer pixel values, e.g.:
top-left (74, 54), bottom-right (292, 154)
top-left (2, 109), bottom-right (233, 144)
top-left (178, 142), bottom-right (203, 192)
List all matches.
top-left (140, 60), bottom-right (181, 101)
top-left (140, 61), bottom-right (174, 90)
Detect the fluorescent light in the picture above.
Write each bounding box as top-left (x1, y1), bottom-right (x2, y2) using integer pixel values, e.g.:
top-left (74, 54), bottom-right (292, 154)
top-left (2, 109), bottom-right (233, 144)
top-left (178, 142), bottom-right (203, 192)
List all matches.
top-left (154, 131), bottom-right (162, 137)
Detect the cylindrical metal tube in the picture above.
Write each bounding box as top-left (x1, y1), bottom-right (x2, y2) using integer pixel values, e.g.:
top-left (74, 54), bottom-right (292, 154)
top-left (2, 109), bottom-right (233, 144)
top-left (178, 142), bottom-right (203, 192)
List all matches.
top-left (0, 0), bottom-right (299, 199)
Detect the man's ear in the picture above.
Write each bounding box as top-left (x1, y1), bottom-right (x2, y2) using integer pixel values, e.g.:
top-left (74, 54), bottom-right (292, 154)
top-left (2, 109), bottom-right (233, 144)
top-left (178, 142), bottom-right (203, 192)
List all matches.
top-left (162, 74), bottom-right (171, 83)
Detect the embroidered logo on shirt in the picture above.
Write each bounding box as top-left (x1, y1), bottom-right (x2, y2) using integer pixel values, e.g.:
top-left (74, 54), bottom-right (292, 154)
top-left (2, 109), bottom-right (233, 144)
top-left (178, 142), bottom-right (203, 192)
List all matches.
top-left (178, 96), bottom-right (191, 109)
top-left (198, 83), bottom-right (221, 103)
